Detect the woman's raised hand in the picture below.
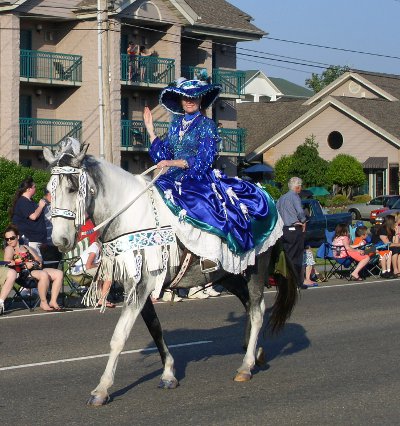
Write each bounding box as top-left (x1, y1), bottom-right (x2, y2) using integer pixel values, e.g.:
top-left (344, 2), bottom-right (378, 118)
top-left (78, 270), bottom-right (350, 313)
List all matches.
top-left (143, 106), bottom-right (156, 141)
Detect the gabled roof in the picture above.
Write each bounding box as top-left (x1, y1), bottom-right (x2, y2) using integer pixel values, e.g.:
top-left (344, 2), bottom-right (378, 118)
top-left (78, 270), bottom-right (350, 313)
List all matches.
top-left (304, 71), bottom-right (399, 105)
top-left (240, 95), bottom-right (400, 161)
top-left (268, 77), bottom-right (313, 99)
top-left (76, 0), bottom-right (265, 38)
top-left (351, 70), bottom-right (400, 100)
top-left (237, 100), bottom-right (310, 156)
top-left (183, 0), bottom-right (265, 37)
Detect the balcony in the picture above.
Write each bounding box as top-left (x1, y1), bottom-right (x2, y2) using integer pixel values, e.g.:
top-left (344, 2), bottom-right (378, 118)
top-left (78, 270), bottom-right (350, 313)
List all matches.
top-left (121, 55), bottom-right (175, 87)
top-left (181, 66), bottom-right (245, 98)
top-left (218, 128), bottom-right (246, 155)
top-left (121, 120), bottom-right (169, 150)
top-left (19, 118), bottom-right (82, 148)
top-left (121, 120), bottom-right (245, 156)
top-left (20, 50), bottom-right (82, 85)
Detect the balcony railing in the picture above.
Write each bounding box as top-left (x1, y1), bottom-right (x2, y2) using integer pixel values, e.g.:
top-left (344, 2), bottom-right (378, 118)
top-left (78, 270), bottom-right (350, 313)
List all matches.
top-left (121, 120), bottom-right (245, 155)
top-left (213, 69), bottom-right (245, 97)
top-left (181, 66), bottom-right (245, 97)
top-left (121, 120), bottom-right (169, 149)
top-left (20, 50), bottom-right (82, 84)
top-left (121, 55), bottom-right (175, 85)
top-left (19, 118), bottom-right (82, 148)
top-left (218, 128), bottom-right (246, 154)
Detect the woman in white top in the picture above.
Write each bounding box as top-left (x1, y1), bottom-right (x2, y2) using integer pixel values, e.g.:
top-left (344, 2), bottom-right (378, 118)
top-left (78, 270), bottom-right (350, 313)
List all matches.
top-left (74, 242), bottom-right (115, 308)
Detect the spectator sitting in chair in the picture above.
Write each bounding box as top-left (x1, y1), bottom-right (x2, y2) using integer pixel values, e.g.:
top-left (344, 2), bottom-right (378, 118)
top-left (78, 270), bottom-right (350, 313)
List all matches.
top-left (0, 224), bottom-right (63, 312)
top-left (72, 240), bottom-right (115, 308)
top-left (332, 223), bottom-right (370, 281)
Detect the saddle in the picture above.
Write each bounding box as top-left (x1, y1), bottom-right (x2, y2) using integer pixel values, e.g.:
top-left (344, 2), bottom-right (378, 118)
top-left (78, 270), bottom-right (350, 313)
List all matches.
top-left (167, 245), bottom-right (224, 290)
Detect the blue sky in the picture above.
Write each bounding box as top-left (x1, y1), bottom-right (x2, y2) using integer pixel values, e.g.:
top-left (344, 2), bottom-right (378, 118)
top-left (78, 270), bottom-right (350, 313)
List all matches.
top-left (228, 0), bottom-right (400, 87)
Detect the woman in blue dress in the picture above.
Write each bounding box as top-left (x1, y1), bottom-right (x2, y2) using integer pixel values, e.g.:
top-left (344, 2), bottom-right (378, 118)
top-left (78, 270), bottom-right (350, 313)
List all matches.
top-left (143, 77), bottom-right (281, 272)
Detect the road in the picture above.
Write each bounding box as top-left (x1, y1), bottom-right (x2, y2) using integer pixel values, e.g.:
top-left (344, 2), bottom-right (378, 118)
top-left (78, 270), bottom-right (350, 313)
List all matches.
top-left (1, 279), bottom-right (400, 425)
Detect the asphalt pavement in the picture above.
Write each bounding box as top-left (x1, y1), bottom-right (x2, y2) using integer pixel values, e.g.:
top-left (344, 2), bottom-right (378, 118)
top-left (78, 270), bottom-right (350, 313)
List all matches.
top-left (1, 278), bottom-right (400, 425)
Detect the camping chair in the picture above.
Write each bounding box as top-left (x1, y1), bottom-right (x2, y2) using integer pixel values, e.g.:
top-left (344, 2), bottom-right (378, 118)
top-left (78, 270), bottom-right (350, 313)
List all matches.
top-left (316, 230), bottom-right (357, 281)
top-left (61, 238), bottom-right (93, 306)
top-left (0, 261), bottom-right (40, 312)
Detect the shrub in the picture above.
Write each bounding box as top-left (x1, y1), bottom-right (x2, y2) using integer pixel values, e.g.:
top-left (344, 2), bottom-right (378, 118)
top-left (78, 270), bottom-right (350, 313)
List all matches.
top-left (261, 183), bottom-right (281, 200)
top-left (0, 157), bottom-right (50, 232)
top-left (352, 194), bottom-right (371, 203)
top-left (325, 194), bottom-right (350, 207)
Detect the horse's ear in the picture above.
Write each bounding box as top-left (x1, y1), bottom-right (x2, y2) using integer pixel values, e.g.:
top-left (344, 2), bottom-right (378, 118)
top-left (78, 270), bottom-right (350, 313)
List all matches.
top-left (43, 147), bottom-right (56, 165)
top-left (76, 144), bottom-right (89, 164)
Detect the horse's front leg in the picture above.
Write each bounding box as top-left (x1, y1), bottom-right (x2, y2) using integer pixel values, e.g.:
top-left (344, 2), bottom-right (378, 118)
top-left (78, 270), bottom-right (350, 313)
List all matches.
top-left (141, 297), bottom-right (178, 389)
top-left (87, 303), bottom-right (142, 406)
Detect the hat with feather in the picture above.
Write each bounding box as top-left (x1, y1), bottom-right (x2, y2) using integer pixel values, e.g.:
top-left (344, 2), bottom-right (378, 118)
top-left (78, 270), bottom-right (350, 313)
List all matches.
top-left (160, 70), bottom-right (222, 115)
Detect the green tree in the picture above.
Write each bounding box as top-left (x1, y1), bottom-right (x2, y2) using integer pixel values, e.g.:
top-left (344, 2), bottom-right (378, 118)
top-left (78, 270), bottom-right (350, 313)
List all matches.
top-left (274, 155), bottom-right (293, 191)
top-left (305, 65), bottom-right (350, 93)
top-left (326, 154), bottom-right (365, 198)
top-left (289, 135), bottom-right (329, 187)
top-left (0, 157), bottom-right (50, 232)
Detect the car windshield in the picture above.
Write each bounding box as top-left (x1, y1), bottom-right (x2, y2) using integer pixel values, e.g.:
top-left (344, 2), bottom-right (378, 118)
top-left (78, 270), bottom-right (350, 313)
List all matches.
top-left (390, 198), bottom-right (400, 209)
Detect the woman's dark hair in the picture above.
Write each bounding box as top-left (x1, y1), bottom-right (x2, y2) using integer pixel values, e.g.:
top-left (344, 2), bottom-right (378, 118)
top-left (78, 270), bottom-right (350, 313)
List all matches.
top-left (4, 224), bottom-right (19, 238)
top-left (334, 223), bottom-right (349, 238)
top-left (8, 177), bottom-right (35, 219)
top-left (382, 215), bottom-right (395, 240)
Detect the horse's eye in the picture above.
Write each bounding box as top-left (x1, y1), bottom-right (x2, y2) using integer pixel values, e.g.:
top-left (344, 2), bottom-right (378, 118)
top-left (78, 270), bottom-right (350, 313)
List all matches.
top-left (67, 188), bottom-right (75, 194)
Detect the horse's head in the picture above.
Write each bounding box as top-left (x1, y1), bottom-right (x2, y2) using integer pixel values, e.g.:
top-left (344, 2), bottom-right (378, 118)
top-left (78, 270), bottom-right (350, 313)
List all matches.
top-left (43, 137), bottom-right (97, 252)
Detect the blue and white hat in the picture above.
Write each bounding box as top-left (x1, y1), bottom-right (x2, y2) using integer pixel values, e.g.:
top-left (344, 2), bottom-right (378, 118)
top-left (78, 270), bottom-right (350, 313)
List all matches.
top-left (160, 76), bottom-right (222, 115)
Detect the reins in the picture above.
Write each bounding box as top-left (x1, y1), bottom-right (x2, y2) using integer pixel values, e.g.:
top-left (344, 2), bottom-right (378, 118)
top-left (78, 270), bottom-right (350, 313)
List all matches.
top-left (82, 165), bottom-right (165, 235)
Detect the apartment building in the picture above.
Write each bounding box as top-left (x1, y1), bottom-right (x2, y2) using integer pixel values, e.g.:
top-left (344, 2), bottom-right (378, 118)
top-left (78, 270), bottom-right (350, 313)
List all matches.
top-left (0, 0), bottom-right (265, 175)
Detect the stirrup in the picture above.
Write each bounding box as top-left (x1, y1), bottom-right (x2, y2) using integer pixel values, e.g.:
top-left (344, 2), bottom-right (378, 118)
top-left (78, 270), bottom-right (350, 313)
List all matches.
top-left (200, 258), bottom-right (219, 274)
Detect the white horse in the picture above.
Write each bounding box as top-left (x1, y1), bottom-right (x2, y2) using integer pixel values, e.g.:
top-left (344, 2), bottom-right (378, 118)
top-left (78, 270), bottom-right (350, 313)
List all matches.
top-left (43, 139), bottom-right (297, 406)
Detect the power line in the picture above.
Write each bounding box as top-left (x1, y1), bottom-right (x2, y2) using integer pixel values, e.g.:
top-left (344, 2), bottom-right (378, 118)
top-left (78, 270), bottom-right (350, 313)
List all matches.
top-left (264, 36), bottom-right (400, 60)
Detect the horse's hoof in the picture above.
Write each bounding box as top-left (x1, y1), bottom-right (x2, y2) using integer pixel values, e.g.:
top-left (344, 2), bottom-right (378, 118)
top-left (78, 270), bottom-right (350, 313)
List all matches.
top-left (255, 347), bottom-right (266, 367)
top-left (86, 394), bottom-right (110, 406)
top-left (233, 372), bottom-right (252, 382)
top-left (158, 378), bottom-right (179, 389)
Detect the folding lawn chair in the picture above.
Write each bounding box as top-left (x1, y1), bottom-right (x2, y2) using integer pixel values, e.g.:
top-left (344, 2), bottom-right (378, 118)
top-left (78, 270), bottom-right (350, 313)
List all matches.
top-left (316, 230), bottom-right (357, 281)
top-left (61, 238), bottom-right (93, 306)
top-left (0, 261), bottom-right (40, 312)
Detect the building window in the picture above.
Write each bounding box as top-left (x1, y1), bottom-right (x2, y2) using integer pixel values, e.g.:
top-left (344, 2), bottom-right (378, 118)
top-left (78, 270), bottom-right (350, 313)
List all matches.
top-left (327, 131), bottom-right (343, 149)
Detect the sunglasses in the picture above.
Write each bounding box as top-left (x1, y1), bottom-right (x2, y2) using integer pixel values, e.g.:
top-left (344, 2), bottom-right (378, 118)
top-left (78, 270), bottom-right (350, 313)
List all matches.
top-left (5, 236), bottom-right (17, 242)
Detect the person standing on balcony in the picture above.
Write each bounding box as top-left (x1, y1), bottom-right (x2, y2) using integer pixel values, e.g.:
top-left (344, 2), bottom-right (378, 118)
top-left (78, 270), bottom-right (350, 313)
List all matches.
top-left (127, 42), bottom-right (139, 81)
top-left (143, 75), bottom-right (278, 281)
top-left (9, 177), bottom-right (47, 254)
top-left (138, 45), bottom-right (151, 81)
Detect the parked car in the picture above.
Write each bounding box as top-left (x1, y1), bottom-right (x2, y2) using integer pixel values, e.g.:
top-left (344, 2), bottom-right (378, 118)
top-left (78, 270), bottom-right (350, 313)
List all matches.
top-left (347, 195), bottom-right (397, 220)
top-left (375, 197), bottom-right (400, 224)
top-left (302, 199), bottom-right (352, 247)
top-left (370, 195), bottom-right (400, 223)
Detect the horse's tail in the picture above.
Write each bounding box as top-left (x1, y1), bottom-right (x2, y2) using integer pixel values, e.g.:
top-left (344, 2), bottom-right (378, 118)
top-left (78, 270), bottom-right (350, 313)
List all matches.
top-left (268, 240), bottom-right (298, 334)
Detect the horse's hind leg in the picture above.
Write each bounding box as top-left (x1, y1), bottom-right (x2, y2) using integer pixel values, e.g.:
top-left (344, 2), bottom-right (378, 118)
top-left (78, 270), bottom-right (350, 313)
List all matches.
top-left (141, 297), bottom-right (178, 389)
top-left (87, 304), bottom-right (142, 406)
top-left (234, 250), bottom-right (269, 382)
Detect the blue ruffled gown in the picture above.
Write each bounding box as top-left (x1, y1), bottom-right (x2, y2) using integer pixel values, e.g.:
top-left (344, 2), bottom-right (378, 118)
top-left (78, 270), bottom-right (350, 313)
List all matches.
top-left (149, 112), bottom-right (278, 255)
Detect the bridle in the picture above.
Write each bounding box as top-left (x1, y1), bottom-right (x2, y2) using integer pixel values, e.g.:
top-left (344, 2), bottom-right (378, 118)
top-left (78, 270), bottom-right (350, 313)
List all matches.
top-left (48, 155), bottom-right (89, 229)
top-left (49, 153), bottom-right (163, 235)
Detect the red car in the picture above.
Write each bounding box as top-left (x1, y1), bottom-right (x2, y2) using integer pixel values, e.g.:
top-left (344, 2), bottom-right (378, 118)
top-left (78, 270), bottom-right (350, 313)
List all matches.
top-left (370, 207), bottom-right (388, 223)
top-left (370, 195), bottom-right (400, 223)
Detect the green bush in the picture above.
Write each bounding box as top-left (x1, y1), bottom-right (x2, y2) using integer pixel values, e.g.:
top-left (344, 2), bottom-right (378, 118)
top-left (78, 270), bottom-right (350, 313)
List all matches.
top-left (352, 194), bottom-right (371, 203)
top-left (325, 194), bottom-right (351, 207)
top-left (0, 157), bottom-right (50, 232)
top-left (261, 183), bottom-right (281, 200)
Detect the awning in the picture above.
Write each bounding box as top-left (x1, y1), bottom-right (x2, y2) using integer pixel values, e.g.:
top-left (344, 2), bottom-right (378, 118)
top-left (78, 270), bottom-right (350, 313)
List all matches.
top-left (363, 157), bottom-right (388, 169)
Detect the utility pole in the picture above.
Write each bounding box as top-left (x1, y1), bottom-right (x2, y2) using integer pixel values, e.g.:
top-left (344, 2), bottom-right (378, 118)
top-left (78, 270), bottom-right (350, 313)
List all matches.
top-left (98, 0), bottom-right (113, 162)
top-left (97, 0), bottom-right (105, 159)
